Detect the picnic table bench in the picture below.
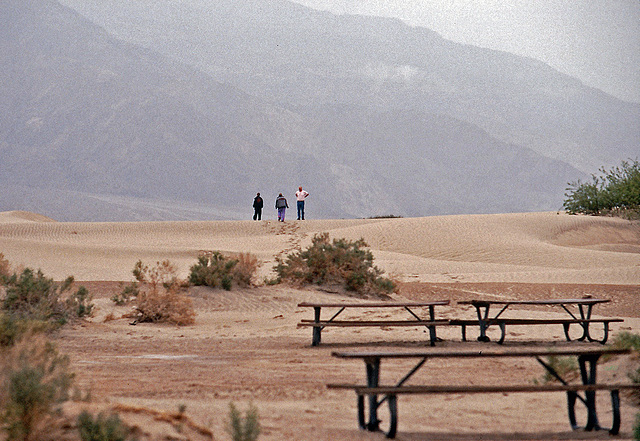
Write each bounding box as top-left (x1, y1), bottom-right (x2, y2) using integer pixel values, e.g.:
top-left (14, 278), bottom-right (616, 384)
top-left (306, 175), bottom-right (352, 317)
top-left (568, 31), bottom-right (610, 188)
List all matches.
top-left (452, 298), bottom-right (623, 344)
top-left (329, 348), bottom-right (638, 439)
top-left (297, 301), bottom-right (450, 346)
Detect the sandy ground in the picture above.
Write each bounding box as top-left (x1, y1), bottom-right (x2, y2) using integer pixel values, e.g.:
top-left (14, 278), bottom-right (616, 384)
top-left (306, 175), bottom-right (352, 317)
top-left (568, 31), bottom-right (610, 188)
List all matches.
top-left (0, 210), bottom-right (639, 440)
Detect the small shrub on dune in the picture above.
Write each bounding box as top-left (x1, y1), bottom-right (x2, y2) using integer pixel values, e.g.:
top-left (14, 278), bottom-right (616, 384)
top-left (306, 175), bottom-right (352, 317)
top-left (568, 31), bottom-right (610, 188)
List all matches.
top-left (127, 260), bottom-right (195, 326)
top-left (275, 233), bottom-right (396, 296)
top-left (189, 251), bottom-right (259, 290)
top-left (0, 253), bottom-right (10, 281)
top-left (232, 253), bottom-right (260, 287)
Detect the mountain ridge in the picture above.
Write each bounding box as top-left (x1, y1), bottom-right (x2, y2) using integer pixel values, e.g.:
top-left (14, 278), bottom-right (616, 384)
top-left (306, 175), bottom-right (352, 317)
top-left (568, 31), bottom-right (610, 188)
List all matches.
top-left (0, 0), bottom-right (619, 221)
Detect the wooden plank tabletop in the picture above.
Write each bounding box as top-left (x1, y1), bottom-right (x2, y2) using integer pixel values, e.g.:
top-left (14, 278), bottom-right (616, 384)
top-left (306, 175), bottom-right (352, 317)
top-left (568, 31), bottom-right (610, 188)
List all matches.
top-left (297, 300), bottom-right (450, 308)
top-left (458, 298), bottom-right (610, 306)
top-left (331, 348), bottom-right (631, 359)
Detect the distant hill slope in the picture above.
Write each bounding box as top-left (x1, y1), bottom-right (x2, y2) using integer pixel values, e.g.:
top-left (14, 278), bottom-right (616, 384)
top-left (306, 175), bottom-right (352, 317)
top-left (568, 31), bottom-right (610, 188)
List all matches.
top-left (60, 0), bottom-right (640, 173)
top-left (0, 211), bottom-right (56, 223)
top-left (0, 0), bottom-right (590, 221)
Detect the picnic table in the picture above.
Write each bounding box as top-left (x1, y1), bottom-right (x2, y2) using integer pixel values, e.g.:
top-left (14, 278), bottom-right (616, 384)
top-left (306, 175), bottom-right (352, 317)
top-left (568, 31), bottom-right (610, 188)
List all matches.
top-left (297, 301), bottom-right (450, 346)
top-left (329, 348), bottom-right (637, 438)
top-left (453, 298), bottom-right (622, 344)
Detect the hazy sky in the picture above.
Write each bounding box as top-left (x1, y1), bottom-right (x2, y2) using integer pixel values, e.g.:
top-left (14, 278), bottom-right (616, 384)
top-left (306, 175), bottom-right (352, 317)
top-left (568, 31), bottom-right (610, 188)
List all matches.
top-left (291, 0), bottom-right (640, 103)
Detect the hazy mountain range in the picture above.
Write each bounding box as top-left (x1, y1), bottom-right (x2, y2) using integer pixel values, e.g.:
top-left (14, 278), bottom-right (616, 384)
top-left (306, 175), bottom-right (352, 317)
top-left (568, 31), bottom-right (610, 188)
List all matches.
top-left (292, 0), bottom-right (640, 104)
top-left (1, 0), bottom-right (638, 221)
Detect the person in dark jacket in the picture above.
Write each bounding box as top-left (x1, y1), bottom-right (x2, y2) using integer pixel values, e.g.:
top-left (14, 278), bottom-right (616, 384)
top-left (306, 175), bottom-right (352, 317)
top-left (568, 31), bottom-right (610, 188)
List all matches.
top-left (252, 193), bottom-right (263, 220)
top-left (275, 193), bottom-right (289, 222)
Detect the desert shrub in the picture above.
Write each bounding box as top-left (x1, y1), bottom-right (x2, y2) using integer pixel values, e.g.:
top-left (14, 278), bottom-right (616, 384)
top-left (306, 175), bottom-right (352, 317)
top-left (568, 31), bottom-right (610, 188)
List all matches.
top-left (634, 412), bottom-right (640, 441)
top-left (2, 269), bottom-right (70, 324)
top-left (77, 411), bottom-right (130, 441)
top-left (0, 313), bottom-right (19, 347)
top-left (275, 233), bottom-right (395, 296)
top-left (189, 252), bottom-right (259, 290)
top-left (1, 268), bottom-right (93, 331)
top-left (226, 402), bottom-right (260, 441)
top-left (611, 331), bottom-right (640, 352)
top-left (564, 159), bottom-right (640, 217)
top-left (65, 286), bottom-right (93, 318)
top-left (190, 253), bottom-right (235, 290)
top-left (629, 366), bottom-right (640, 406)
top-left (233, 253), bottom-right (260, 287)
top-left (0, 253), bottom-right (10, 281)
top-left (0, 335), bottom-right (73, 441)
top-left (540, 355), bottom-right (578, 383)
top-left (111, 283), bottom-right (139, 306)
top-left (128, 260), bottom-right (195, 325)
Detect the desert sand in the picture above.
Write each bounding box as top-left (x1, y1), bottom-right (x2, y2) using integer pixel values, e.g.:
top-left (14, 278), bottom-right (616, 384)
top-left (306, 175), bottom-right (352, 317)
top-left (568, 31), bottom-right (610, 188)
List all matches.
top-left (0, 210), bottom-right (639, 440)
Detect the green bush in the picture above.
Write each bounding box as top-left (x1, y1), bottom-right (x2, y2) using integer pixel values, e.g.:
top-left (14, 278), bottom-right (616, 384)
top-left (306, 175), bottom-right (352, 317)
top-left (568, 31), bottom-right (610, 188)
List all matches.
top-left (66, 286), bottom-right (94, 318)
top-left (189, 252), bottom-right (258, 290)
top-left (275, 233), bottom-right (395, 296)
top-left (540, 355), bottom-right (578, 383)
top-left (78, 411), bottom-right (130, 441)
top-left (0, 336), bottom-right (73, 441)
top-left (634, 412), bottom-right (640, 441)
top-left (611, 331), bottom-right (640, 352)
top-left (2, 268), bottom-right (92, 326)
top-left (564, 159), bottom-right (640, 217)
top-left (226, 402), bottom-right (260, 441)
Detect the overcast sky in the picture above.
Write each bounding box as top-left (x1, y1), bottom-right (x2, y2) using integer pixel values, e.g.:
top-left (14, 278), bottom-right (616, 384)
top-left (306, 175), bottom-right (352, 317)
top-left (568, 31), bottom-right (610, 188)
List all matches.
top-left (291, 0), bottom-right (640, 103)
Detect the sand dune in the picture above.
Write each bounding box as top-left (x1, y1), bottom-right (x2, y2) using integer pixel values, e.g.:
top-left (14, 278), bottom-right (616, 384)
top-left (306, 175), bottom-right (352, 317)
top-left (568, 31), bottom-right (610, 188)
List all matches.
top-left (0, 211), bottom-right (638, 284)
top-left (2, 210), bottom-right (639, 440)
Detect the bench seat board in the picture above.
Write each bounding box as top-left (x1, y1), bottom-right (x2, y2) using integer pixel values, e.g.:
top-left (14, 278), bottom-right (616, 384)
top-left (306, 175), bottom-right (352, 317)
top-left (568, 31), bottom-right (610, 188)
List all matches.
top-left (458, 299), bottom-right (610, 305)
top-left (332, 348), bottom-right (631, 359)
top-left (298, 319), bottom-right (450, 327)
top-left (328, 383), bottom-right (640, 394)
top-left (298, 301), bottom-right (450, 308)
top-left (450, 318), bottom-right (623, 325)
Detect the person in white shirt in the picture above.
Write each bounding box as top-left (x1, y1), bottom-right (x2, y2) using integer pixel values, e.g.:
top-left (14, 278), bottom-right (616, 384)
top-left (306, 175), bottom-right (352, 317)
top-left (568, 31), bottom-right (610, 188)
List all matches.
top-left (295, 186), bottom-right (309, 220)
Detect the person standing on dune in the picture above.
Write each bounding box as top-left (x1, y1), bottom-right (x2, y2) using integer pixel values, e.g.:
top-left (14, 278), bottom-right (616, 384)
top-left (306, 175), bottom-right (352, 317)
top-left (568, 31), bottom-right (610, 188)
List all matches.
top-left (295, 186), bottom-right (309, 220)
top-left (275, 193), bottom-right (288, 222)
top-left (252, 192), bottom-right (263, 220)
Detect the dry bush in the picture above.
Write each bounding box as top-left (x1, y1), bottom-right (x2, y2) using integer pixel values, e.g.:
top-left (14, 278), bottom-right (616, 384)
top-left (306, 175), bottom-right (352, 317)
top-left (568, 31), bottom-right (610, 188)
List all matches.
top-left (232, 253), bottom-right (260, 287)
top-left (0, 253), bottom-right (10, 280)
top-left (129, 260), bottom-right (195, 326)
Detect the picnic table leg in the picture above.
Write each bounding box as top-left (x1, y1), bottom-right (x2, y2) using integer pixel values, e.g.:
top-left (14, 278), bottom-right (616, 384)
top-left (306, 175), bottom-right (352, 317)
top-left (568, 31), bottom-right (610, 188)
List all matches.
top-left (608, 389), bottom-right (621, 435)
top-left (577, 304), bottom-right (592, 341)
top-left (385, 394), bottom-right (398, 439)
top-left (475, 306), bottom-right (491, 342)
top-left (365, 358), bottom-right (381, 432)
top-left (577, 304), bottom-right (611, 344)
top-left (312, 307), bottom-right (322, 346)
top-left (579, 354), bottom-right (602, 431)
top-left (428, 305), bottom-right (437, 346)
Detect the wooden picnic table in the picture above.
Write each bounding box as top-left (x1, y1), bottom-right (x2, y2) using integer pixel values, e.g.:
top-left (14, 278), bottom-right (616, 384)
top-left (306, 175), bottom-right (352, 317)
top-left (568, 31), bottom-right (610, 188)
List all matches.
top-left (329, 347), bottom-right (637, 438)
top-left (297, 301), bottom-right (450, 346)
top-left (454, 298), bottom-right (622, 344)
